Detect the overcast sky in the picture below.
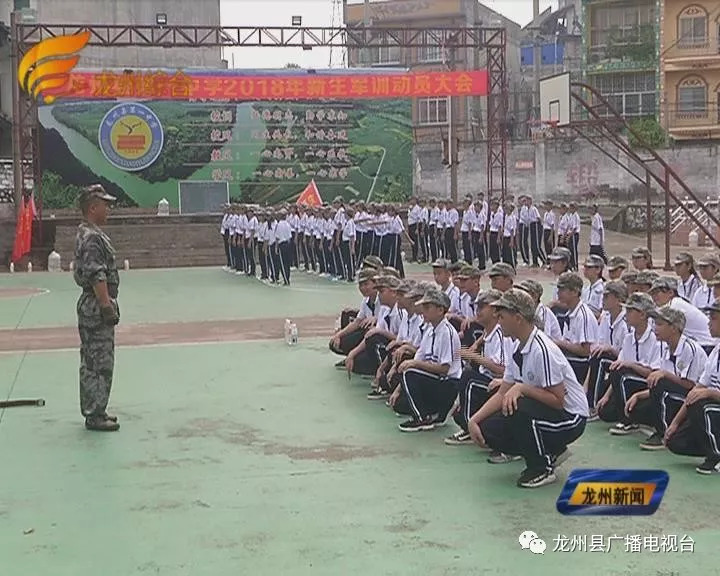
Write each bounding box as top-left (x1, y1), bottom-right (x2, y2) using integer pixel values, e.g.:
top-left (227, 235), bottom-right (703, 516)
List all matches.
top-left (220, 0), bottom-right (558, 69)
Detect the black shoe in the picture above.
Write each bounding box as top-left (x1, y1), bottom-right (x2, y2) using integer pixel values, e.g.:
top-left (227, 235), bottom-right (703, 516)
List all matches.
top-left (517, 467), bottom-right (557, 488)
top-left (85, 416), bottom-right (120, 432)
top-left (367, 389), bottom-right (390, 400)
top-left (639, 432), bottom-right (665, 451)
top-left (398, 417), bottom-right (435, 432)
top-left (696, 457), bottom-right (720, 475)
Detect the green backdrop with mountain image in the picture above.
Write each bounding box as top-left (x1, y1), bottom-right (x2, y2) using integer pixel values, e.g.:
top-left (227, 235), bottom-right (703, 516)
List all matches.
top-left (39, 98), bottom-right (413, 209)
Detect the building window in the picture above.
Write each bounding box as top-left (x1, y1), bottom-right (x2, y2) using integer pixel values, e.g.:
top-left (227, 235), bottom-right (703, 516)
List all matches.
top-left (678, 6), bottom-right (708, 47)
top-left (591, 72), bottom-right (656, 117)
top-left (417, 97), bottom-right (448, 125)
top-left (368, 44), bottom-right (401, 65)
top-left (14, 0), bottom-right (30, 8)
top-left (677, 75), bottom-right (707, 116)
top-left (418, 29), bottom-right (444, 63)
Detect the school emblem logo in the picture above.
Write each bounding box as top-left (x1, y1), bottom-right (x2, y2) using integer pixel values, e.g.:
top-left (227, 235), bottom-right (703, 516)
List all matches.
top-left (527, 371), bottom-right (535, 383)
top-left (98, 102), bottom-right (164, 172)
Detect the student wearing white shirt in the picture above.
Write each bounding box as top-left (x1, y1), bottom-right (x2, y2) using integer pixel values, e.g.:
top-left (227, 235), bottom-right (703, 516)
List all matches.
top-left (346, 273), bottom-right (405, 377)
top-left (220, 206), bottom-right (232, 270)
top-left (460, 197), bottom-right (475, 264)
top-left (444, 199), bottom-right (460, 263)
top-left (542, 200), bottom-right (556, 261)
top-left (407, 198), bottom-right (422, 263)
top-left (266, 213), bottom-right (280, 284)
top-left (488, 199), bottom-right (503, 264)
top-left (275, 210), bottom-right (293, 285)
top-left (556, 203), bottom-right (570, 252)
top-left (232, 207), bottom-right (246, 274)
top-left (598, 293), bottom-right (661, 429)
top-left (340, 207), bottom-right (357, 282)
top-left (586, 281), bottom-right (629, 414)
top-left (468, 289), bottom-right (589, 488)
top-left (526, 196), bottom-right (543, 267)
top-left (471, 198), bottom-right (486, 270)
top-left (517, 196), bottom-right (530, 266)
top-left (630, 246), bottom-right (653, 271)
top-left (581, 254), bottom-right (606, 317)
top-left (447, 265), bottom-right (484, 347)
top-left (387, 205), bottom-right (412, 278)
top-left (445, 289), bottom-right (513, 445)
top-left (501, 201), bottom-right (517, 268)
top-left (373, 205), bottom-right (391, 266)
top-left (431, 258), bottom-right (462, 315)
top-left (418, 199), bottom-right (430, 263)
top-left (244, 207), bottom-right (258, 278)
top-left (692, 254), bottom-right (720, 309)
top-left (666, 300), bottom-right (720, 474)
top-left (332, 197), bottom-right (347, 277)
top-left (516, 279), bottom-right (562, 340)
top-left (323, 210), bottom-right (337, 278)
top-left (606, 255), bottom-right (629, 281)
top-left (287, 205), bottom-right (299, 269)
top-left (568, 202), bottom-right (581, 271)
top-left (624, 306), bottom-right (708, 450)
top-left (589, 205), bottom-right (607, 263)
top-left (428, 198), bottom-right (440, 262)
top-left (393, 289), bottom-right (462, 432)
top-left (330, 268), bottom-right (381, 360)
top-left (553, 272), bottom-right (600, 384)
top-left (255, 212), bottom-right (269, 280)
top-left (673, 252), bottom-right (701, 303)
top-left (649, 276), bottom-right (715, 351)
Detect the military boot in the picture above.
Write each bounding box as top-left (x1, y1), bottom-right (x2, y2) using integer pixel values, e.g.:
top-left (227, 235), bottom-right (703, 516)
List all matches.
top-left (85, 416), bottom-right (120, 432)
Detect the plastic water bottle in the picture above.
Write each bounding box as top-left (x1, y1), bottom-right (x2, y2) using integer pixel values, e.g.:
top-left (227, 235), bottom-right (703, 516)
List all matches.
top-left (290, 322), bottom-right (298, 346)
top-left (334, 316), bottom-right (341, 332)
top-left (9, 262), bottom-right (14, 273)
top-left (284, 319), bottom-right (292, 345)
top-left (27, 262), bottom-right (32, 273)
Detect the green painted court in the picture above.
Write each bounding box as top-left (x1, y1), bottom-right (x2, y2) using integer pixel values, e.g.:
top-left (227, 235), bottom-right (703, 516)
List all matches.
top-left (0, 265), bottom-right (713, 575)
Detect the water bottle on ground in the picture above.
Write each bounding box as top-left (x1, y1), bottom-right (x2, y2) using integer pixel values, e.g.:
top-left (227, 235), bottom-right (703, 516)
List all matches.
top-left (334, 316), bottom-right (341, 332)
top-left (284, 319), bottom-right (292, 345)
top-left (290, 322), bottom-right (298, 346)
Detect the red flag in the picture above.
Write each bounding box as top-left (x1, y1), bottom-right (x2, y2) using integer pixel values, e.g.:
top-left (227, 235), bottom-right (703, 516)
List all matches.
top-left (11, 195), bottom-right (33, 264)
top-left (296, 179), bottom-right (323, 207)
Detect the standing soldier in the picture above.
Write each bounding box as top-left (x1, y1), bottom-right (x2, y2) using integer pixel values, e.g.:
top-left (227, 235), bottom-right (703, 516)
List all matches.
top-left (74, 184), bottom-right (120, 432)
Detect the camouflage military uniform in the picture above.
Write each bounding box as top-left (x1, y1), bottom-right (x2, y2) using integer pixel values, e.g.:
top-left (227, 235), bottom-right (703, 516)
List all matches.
top-left (74, 221), bottom-right (120, 421)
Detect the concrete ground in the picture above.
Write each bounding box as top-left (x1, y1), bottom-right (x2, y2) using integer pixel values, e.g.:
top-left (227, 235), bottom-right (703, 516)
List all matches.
top-left (0, 243), bottom-right (715, 576)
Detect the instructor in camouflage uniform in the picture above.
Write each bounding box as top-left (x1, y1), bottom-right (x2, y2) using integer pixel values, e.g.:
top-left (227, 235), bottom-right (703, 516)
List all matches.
top-left (74, 184), bottom-right (121, 432)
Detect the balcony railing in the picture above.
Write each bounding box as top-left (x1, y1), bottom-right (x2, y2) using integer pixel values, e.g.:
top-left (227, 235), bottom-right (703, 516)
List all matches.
top-left (664, 38), bottom-right (720, 61)
top-left (665, 103), bottom-right (720, 130)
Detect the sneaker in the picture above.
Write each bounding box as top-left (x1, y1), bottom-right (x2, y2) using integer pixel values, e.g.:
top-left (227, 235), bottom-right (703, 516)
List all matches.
top-left (550, 448), bottom-right (571, 468)
top-left (398, 418), bottom-right (435, 432)
top-left (444, 430), bottom-right (473, 445)
top-left (587, 408), bottom-right (599, 423)
top-left (696, 457), bottom-right (720, 475)
top-left (431, 413), bottom-right (450, 428)
top-left (487, 451), bottom-right (522, 464)
top-left (334, 359), bottom-right (346, 370)
top-left (609, 422), bottom-right (640, 435)
top-left (367, 389), bottom-right (390, 400)
top-left (103, 413), bottom-right (119, 423)
top-left (517, 468), bottom-right (557, 488)
top-left (639, 432), bottom-right (665, 451)
top-left (85, 416), bottom-right (120, 432)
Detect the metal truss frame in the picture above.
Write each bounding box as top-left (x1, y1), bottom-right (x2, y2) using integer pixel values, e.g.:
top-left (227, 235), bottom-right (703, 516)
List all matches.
top-left (10, 20), bottom-right (508, 214)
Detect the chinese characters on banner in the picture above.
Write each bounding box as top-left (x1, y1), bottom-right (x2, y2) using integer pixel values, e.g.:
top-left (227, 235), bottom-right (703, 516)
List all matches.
top-left (52, 69), bottom-right (488, 102)
top-left (206, 104), bottom-right (356, 184)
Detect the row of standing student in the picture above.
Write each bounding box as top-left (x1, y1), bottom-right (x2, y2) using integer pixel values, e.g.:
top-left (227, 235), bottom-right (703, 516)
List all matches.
top-left (329, 252), bottom-right (720, 489)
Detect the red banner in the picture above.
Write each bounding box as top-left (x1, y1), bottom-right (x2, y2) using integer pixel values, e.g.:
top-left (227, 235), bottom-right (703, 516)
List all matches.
top-left (49, 69), bottom-right (488, 102)
top-left (296, 179), bottom-right (323, 207)
top-left (11, 195), bottom-right (33, 264)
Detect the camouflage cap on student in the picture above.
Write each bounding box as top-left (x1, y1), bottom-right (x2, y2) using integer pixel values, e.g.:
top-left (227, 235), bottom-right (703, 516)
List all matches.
top-left (649, 276), bottom-right (678, 293)
top-left (475, 288), bottom-right (503, 307)
top-left (625, 292), bottom-right (656, 314)
top-left (556, 271), bottom-right (584, 294)
top-left (604, 280), bottom-right (628, 301)
top-left (517, 279), bottom-right (543, 299)
top-left (490, 289), bottom-right (536, 322)
top-left (488, 262), bottom-right (516, 278)
top-left (649, 305), bottom-right (686, 332)
top-left (416, 289), bottom-right (451, 310)
top-left (607, 256), bottom-right (629, 271)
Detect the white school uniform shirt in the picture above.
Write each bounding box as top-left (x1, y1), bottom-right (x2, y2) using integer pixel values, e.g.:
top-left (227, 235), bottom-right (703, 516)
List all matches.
top-left (220, 214), bottom-right (231, 233)
top-left (238, 214), bottom-right (249, 236)
top-left (669, 296), bottom-right (714, 346)
top-left (389, 215), bottom-right (404, 235)
top-left (397, 312), bottom-right (423, 346)
top-left (502, 212), bottom-right (517, 237)
top-left (407, 204), bottom-right (422, 226)
top-left (618, 324), bottom-right (662, 369)
top-left (438, 208), bottom-right (448, 230)
top-left (323, 218), bottom-right (335, 240)
top-left (342, 218), bottom-right (356, 241)
top-left (596, 308), bottom-right (628, 351)
top-left (504, 327), bottom-right (590, 417)
top-left (527, 205), bottom-right (541, 224)
top-left (228, 214), bottom-right (240, 236)
top-left (519, 206), bottom-right (530, 226)
top-left (590, 213), bottom-right (604, 246)
top-left (245, 216), bottom-right (258, 239)
top-left (489, 209), bottom-right (504, 233)
top-left (420, 207), bottom-right (429, 225)
top-left (287, 213), bottom-right (298, 233)
top-left (444, 282), bottom-right (462, 316)
top-left (697, 343), bottom-right (720, 390)
top-left (581, 279), bottom-right (605, 315)
top-left (352, 211), bottom-right (365, 234)
top-left (459, 291), bottom-right (477, 319)
top-left (276, 220), bottom-right (292, 243)
top-left (377, 303), bottom-right (405, 337)
top-left (692, 282), bottom-right (714, 309)
top-left (562, 301), bottom-right (599, 345)
top-left (375, 214), bottom-right (390, 237)
top-left (677, 275), bottom-right (700, 303)
top-left (659, 334), bottom-right (707, 382)
top-left (473, 208), bottom-right (486, 232)
top-left (266, 221), bottom-right (278, 245)
top-left (477, 323), bottom-right (514, 378)
top-left (256, 221), bottom-right (268, 241)
top-left (333, 207), bottom-right (347, 230)
top-left (460, 206), bottom-right (475, 232)
top-left (413, 318), bottom-right (462, 379)
top-left (429, 207), bottom-right (440, 227)
top-left (543, 210), bottom-right (556, 231)
top-left (536, 303), bottom-right (562, 340)
top-left (570, 211), bottom-right (581, 234)
top-left (557, 214), bottom-right (570, 236)
top-left (357, 294), bottom-right (381, 321)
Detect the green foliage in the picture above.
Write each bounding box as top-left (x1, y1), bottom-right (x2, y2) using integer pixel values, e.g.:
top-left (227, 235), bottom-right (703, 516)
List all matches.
top-left (606, 25), bottom-right (656, 63)
top-left (628, 117), bottom-right (666, 149)
top-left (375, 173), bottom-right (411, 203)
top-left (40, 171), bottom-right (83, 209)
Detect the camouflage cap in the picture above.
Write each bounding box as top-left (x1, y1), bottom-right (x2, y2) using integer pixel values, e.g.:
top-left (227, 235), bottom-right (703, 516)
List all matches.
top-left (406, 283), bottom-right (427, 300)
top-left (488, 262), bottom-right (516, 278)
top-left (636, 270), bottom-right (659, 286)
top-left (396, 280), bottom-right (416, 294)
top-left (374, 275), bottom-right (402, 290)
top-left (673, 252), bottom-right (694, 266)
top-left (548, 247), bottom-right (572, 262)
top-left (361, 255), bottom-right (384, 270)
top-left (475, 288), bottom-right (504, 307)
top-left (649, 276), bottom-right (678, 293)
top-left (455, 265), bottom-right (483, 279)
top-left (697, 254), bottom-right (720, 269)
top-left (603, 280), bottom-right (628, 301)
top-left (621, 271), bottom-right (639, 285)
top-left (607, 256), bottom-right (629, 271)
top-left (416, 289), bottom-right (451, 310)
top-left (431, 258), bottom-right (450, 269)
top-left (706, 273), bottom-right (720, 287)
top-left (649, 305), bottom-right (686, 332)
top-left (490, 289), bottom-right (537, 322)
top-left (625, 292), bottom-right (656, 314)
top-left (556, 271), bottom-right (584, 294)
top-left (631, 247), bottom-right (652, 259)
top-left (583, 254), bottom-right (605, 268)
top-left (357, 269), bottom-right (376, 283)
top-left (78, 184), bottom-right (116, 204)
top-left (517, 279), bottom-right (543, 299)
top-left (380, 267), bottom-right (401, 279)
